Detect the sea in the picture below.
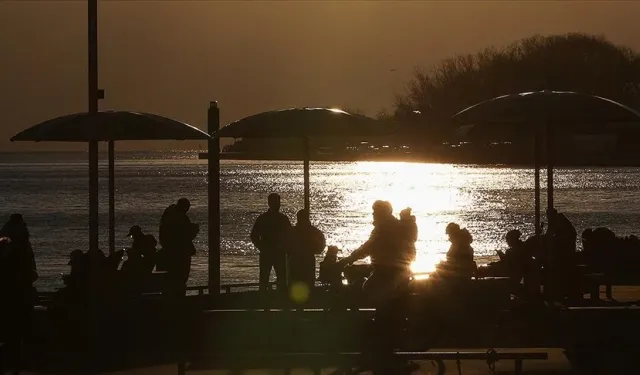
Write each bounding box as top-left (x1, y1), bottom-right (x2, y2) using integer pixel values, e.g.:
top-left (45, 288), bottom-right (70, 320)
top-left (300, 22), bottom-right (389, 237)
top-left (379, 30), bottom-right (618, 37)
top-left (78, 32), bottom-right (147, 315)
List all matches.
top-left (1, 151), bottom-right (639, 291)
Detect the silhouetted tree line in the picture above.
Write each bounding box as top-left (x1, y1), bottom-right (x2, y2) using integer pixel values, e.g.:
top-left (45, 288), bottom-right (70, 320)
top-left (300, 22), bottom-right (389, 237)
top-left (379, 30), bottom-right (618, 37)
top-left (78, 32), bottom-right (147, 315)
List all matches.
top-left (394, 33), bottom-right (640, 141)
top-left (226, 33), bottom-right (640, 164)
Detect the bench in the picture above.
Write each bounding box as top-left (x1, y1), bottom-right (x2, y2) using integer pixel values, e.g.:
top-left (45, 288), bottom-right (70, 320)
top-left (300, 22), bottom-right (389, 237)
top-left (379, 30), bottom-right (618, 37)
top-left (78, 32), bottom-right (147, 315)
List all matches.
top-left (179, 349), bottom-right (548, 375)
top-left (580, 273), bottom-right (640, 301)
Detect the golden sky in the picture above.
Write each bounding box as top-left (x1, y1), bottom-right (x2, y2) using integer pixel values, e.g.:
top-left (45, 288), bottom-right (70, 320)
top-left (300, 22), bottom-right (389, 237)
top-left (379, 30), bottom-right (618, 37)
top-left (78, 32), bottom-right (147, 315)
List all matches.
top-left (2, 1), bottom-right (639, 151)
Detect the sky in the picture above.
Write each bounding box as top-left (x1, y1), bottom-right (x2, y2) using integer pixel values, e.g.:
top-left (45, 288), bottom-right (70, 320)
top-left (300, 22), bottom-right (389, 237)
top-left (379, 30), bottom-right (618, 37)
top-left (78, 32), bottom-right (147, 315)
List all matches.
top-left (2, 1), bottom-right (640, 151)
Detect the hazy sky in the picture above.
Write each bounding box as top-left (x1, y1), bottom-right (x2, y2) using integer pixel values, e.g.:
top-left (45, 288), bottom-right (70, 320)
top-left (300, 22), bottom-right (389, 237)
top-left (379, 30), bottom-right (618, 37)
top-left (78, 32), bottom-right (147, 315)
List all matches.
top-left (2, 1), bottom-right (640, 151)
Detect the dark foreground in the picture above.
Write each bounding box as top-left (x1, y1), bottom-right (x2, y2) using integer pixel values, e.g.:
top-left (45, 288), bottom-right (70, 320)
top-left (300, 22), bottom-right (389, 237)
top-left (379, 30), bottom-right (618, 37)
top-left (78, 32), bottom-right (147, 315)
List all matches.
top-left (11, 281), bottom-right (640, 375)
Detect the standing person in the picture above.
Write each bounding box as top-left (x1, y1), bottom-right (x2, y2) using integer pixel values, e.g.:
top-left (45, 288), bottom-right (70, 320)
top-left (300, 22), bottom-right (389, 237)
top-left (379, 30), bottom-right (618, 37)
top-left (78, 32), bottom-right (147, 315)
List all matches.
top-left (159, 198), bottom-right (199, 296)
top-left (250, 193), bottom-right (292, 291)
top-left (289, 209), bottom-right (326, 292)
top-left (0, 214), bottom-right (38, 375)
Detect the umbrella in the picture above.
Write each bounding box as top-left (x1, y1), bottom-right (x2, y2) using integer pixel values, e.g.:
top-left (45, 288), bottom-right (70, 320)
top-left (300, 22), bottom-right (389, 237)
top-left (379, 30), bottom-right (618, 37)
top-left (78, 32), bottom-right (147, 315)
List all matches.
top-left (217, 107), bottom-right (395, 214)
top-left (452, 90), bottom-right (640, 234)
top-left (454, 91), bottom-right (640, 141)
top-left (11, 110), bottom-right (211, 253)
top-left (11, 110), bottom-right (210, 142)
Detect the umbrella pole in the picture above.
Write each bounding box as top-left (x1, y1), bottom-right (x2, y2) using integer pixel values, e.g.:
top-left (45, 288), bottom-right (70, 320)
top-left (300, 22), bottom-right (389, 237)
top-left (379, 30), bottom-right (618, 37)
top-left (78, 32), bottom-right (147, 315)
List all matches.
top-left (88, 0), bottom-right (99, 254)
top-left (108, 140), bottom-right (115, 254)
top-left (208, 102), bottom-right (221, 295)
top-left (546, 121), bottom-right (554, 215)
top-left (87, 0), bottom-right (99, 373)
top-left (534, 133), bottom-right (541, 236)
top-left (303, 136), bottom-right (310, 214)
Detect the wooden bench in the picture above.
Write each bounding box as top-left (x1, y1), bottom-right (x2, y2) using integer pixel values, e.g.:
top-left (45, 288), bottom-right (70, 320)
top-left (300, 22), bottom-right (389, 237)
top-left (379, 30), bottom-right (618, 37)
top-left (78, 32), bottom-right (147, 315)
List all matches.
top-left (580, 273), bottom-right (640, 301)
top-left (179, 349), bottom-right (548, 375)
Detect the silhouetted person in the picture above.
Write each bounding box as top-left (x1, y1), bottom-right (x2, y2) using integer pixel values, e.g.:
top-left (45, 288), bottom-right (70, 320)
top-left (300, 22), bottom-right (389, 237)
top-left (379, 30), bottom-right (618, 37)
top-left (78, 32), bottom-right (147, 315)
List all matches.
top-left (127, 225), bottom-right (158, 272)
top-left (289, 209), bottom-right (326, 292)
top-left (338, 200), bottom-right (411, 304)
top-left (436, 223), bottom-right (476, 278)
top-left (159, 198), bottom-right (199, 296)
top-left (0, 214), bottom-right (37, 375)
top-left (251, 193), bottom-right (292, 291)
top-left (120, 247), bottom-right (146, 295)
top-left (337, 201), bottom-right (413, 368)
top-left (546, 208), bottom-right (577, 301)
top-left (547, 208), bottom-right (577, 252)
top-left (399, 207), bottom-right (418, 265)
top-left (61, 249), bottom-right (88, 302)
top-left (497, 229), bottom-right (538, 295)
top-left (319, 246), bottom-right (343, 289)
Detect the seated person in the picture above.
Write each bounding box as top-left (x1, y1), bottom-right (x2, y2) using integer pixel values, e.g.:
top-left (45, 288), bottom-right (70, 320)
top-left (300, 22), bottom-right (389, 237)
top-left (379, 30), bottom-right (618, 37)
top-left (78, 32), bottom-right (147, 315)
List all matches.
top-left (127, 225), bottom-right (158, 273)
top-left (399, 207), bottom-right (418, 265)
top-left (435, 223), bottom-right (477, 278)
top-left (318, 245), bottom-right (344, 288)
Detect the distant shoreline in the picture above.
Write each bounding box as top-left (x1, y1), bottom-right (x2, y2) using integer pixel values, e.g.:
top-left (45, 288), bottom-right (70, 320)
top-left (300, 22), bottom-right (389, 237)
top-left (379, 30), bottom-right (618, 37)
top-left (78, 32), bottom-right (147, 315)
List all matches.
top-left (2, 150), bottom-right (640, 167)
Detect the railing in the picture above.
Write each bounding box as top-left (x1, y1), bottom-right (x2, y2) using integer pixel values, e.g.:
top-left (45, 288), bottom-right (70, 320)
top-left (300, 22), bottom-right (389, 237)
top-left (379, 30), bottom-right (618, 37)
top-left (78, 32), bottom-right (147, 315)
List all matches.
top-left (185, 282), bottom-right (278, 295)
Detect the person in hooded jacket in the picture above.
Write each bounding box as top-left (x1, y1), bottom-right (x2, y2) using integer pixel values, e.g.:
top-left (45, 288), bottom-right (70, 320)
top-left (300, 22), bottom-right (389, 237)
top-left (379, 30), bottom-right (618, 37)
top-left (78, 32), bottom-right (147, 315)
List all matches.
top-left (288, 209), bottom-right (326, 292)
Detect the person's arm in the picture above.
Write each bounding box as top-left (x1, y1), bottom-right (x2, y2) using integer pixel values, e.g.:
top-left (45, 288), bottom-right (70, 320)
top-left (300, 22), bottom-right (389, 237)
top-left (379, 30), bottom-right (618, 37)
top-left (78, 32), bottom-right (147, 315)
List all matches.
top-left (28, 243), bottom-right (38, 283)
top-left (339, 234), bottom-right (375, 266)
top-left (250, 215), bottom-right (263, 249)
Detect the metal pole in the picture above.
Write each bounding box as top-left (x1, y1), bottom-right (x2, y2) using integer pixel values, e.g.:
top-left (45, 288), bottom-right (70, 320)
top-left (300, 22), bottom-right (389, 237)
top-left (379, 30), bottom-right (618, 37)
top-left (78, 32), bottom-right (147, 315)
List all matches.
top-left (303, 136), bottom-right (310, 213)
top-left (108, 140), bottom-right (115, 254)
top-left (88, 0), bottom-right (99, 253)
top-left (208, 101), bottom-right (221, 294)
top-left (87, 1), bottom-right (99, 373)
top-left (546, 121), bottom-right (554, 215)
top-left (534, 133), bottom-right (541, 236)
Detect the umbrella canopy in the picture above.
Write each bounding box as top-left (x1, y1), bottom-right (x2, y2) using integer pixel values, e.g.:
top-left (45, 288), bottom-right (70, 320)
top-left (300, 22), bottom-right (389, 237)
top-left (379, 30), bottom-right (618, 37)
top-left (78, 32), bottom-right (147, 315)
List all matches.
top-left (452, 91), bottom-right (640, 141)
top-left (217, 107), bottom-right (393, 138)
top-left (11, 110), bottom-right (210, 142)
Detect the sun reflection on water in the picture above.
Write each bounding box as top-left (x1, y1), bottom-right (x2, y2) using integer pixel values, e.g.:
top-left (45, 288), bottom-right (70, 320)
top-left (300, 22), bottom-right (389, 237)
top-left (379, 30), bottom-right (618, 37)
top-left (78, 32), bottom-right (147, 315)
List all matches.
top-left (333, 162), bottom-right (470, 275)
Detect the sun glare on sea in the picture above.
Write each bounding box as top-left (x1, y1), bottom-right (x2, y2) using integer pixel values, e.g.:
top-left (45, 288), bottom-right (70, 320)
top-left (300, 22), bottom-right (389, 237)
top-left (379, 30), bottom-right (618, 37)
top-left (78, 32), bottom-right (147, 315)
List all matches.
top-left (335, 162), bottom-right (468, 276)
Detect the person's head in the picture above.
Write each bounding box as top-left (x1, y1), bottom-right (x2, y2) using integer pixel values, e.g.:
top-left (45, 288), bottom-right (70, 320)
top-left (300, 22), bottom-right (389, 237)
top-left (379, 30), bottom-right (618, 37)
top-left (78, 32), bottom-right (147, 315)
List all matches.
top-left (127, 225), bottom-right (143, 239)
top-left (176, 198), bottom-right (191, 213)
top-left (268, 193), bottom-right (281, 211)
top-left (8, 213), bottom-right (25, 225)
top-left (372, 200), bottom-right (393, 223)
top-left (296, 209), bottom-right (310, 226)
top-left (68, 249), bottom-right (84, 266)
top-left (400, 207), bottom-right (413, 220)
top-left (325, 245), bottom-right (340, 260)
top-left (1, 213), bottom-right (29, 241)
top-left (505, 229), bottom-right (522, 247)
top-left (445, 222), bottom-right (461, 240)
